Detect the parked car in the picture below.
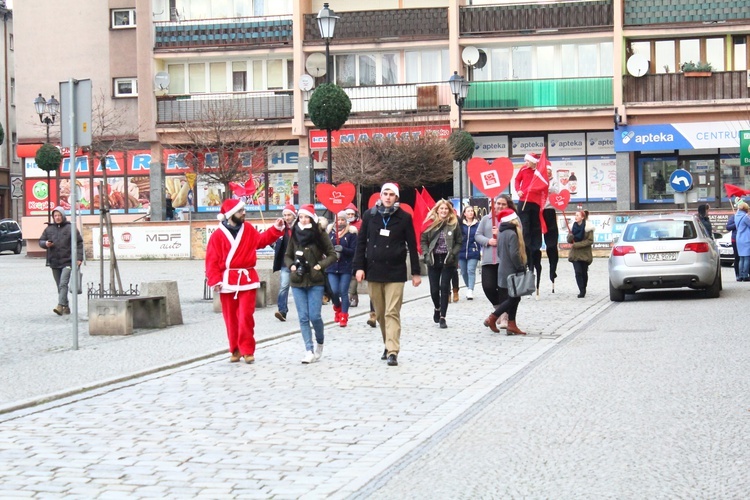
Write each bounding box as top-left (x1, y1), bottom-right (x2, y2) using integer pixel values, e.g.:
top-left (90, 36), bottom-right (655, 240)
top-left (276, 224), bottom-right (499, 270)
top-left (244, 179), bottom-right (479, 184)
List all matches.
top-left (0, 218), bottom-right (23, 254)
top-left (717, 232), bottom-right (735, 267)
top-left (608, 213), bottom-right (721, 301)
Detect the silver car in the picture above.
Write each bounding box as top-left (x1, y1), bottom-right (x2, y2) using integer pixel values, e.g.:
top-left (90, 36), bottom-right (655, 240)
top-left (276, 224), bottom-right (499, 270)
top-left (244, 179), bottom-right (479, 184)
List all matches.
top-left (608, 213), bottom-right (722, 301)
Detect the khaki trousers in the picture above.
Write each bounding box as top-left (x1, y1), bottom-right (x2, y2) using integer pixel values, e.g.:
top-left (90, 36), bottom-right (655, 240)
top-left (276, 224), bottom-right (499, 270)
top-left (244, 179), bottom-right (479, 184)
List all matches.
top-left (368, 281), bottom-right (405, 355)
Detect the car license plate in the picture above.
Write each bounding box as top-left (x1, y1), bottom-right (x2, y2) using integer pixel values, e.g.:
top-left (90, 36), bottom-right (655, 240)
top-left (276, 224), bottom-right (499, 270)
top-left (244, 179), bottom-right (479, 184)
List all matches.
top-left (719, 248), bottom-right (733, 255)
top-left (643, 252), bottom-right (678, 262)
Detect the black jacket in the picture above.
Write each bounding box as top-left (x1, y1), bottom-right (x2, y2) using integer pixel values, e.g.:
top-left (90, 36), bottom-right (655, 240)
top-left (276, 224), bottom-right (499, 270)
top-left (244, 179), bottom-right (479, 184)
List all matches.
top-left (272, 225), bottom-right (292, 272)
top-left (38, 207), bottom-right (83, 269)
top-left (353, 206), bottom-right (421, 283)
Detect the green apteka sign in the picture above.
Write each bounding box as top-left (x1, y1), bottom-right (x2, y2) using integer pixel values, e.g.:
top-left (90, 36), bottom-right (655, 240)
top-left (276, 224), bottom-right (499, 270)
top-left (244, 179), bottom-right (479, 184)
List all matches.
top-left (741, 130), bottom-right (750, 167)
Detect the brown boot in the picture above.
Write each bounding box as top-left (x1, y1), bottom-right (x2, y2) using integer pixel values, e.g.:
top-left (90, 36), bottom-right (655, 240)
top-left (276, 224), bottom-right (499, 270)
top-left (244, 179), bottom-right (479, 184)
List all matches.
top-left (506, 320), bottom-right (527, 336)
top-left (484, 314), bottom-right (500, 333)
top-left (366, 312), bottom-right (377, 328)
top-left (452, 288), bottom-right (460, 303)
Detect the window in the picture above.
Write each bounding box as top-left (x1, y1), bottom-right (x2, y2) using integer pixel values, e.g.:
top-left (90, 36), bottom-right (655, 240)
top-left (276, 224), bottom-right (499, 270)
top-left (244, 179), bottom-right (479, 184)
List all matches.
top-left (232, 61), bottom-right (247, 92)
top-left (733, 36), bottom-right (747, 71)
top-left (168, 64), bottom-right (185, 94)
top-left (8, 34), bottom-right (13, 51)
top-left (628, 38), bottom-right (727, 74)
top-left (12, 132), bottom-right (17, 161)
top-left (114, 78), bottom-right (137, 97)
top-left (111, 9), bottom-right (136, 29)
top-left (210, 62), bottom-right (226, 92)
top-left (10, 78), bottom-right (14, 105)
top-left (404, 50), bottom-right (448, 83)
top-left (189, 63), bottom-right (206, 93)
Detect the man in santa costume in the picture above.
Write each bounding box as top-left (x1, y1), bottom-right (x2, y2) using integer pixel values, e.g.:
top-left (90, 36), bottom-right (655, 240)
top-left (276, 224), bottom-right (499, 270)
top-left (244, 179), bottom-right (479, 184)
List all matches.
top-left (514, 152), bottom-right (549, 271)
top-left (206, 198), bottom-right (285, 364)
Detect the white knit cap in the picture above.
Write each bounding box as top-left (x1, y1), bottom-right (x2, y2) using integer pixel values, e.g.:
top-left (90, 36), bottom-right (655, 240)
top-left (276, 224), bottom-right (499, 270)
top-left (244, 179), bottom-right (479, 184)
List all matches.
top-left (381, 182), bottom-right (399, 198)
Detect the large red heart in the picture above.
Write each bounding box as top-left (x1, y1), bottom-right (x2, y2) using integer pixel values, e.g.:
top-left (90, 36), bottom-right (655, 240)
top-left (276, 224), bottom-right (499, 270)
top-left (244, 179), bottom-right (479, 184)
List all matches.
top-left (548, 190), bottom-right (571, 211)
top-left (315, 182), bottom-right (356, 214)
top-left (467, 157), bottom-right (514, 199)
top-left (367, 192), bottom-right (380, 209)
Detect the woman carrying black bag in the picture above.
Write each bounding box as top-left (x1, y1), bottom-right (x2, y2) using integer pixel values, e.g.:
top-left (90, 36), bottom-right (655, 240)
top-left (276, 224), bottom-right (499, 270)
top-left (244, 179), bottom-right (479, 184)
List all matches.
top-left (484, 208), bottom-right (528, 335)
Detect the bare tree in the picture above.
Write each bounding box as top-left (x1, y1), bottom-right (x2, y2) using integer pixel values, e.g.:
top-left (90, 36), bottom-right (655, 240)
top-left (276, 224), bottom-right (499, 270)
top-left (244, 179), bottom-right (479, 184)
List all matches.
top-left (171, 101), bottom-right (278, 200)
top-left (332, 133), bottom-right (454, 188)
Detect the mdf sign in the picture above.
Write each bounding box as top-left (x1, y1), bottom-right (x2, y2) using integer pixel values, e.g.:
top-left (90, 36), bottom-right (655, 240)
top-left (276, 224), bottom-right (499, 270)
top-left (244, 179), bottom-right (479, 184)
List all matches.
top-left (92, 226), bottom-right (190, 259)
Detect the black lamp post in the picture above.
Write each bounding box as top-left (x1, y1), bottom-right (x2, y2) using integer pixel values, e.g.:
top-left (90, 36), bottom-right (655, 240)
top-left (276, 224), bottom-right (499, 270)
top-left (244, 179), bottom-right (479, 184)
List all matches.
top-left (34, 93), bottom-right (60, 223)
top-left (449, 71), bottom-right (470, 202)
top-left (34, 93), bottom-right (60, 142)
top-left (317, 2), bottom-right (338, 184)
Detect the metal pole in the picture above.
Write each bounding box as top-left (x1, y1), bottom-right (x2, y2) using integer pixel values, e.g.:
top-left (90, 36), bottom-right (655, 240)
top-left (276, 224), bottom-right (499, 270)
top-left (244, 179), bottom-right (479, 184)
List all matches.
top-left (325, 38), bottom-right (333, 185)
top-left (46, 121), bottom-right (51, 224)
top-left (458, 101), bottom-right (463, 204)
top-left (68, 79), bottom-right (79, 350)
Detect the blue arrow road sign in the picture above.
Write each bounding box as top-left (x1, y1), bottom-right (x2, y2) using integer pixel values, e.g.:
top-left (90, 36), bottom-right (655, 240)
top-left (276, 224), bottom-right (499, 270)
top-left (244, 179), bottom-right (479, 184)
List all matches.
top-left (669, 169), bottom-right (693, 193)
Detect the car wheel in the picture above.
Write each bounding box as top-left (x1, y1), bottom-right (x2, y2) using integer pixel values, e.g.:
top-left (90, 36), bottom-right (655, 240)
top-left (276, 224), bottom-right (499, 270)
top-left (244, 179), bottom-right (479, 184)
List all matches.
top-left (704, 266), bottom-right (721, 298)
top-left (13, 241), bottom-right (21, 254)
top-left (609, 281), bottom-right (625, 302)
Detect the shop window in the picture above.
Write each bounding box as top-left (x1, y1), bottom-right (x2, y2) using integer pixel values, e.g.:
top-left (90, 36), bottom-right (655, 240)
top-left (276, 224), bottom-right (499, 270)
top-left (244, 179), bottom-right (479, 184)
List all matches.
top-left (639, 157), bottom-right (678, 202)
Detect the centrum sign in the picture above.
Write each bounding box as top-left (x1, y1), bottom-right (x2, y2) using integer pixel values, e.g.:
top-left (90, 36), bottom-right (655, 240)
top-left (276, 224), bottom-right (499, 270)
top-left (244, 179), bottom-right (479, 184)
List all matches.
top-left (615, 121), bottom-right (750, 152)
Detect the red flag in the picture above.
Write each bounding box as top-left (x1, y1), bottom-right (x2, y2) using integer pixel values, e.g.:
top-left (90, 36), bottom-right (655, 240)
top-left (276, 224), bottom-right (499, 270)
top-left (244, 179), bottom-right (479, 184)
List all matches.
top-left (535, 149), bottom-right (551, 187)
top-left (412, 189), bottom-right (431, 254)
top-left (419, 186), bottom-right (436, 208)
top-left (724, 183), bottom-right (750, 198)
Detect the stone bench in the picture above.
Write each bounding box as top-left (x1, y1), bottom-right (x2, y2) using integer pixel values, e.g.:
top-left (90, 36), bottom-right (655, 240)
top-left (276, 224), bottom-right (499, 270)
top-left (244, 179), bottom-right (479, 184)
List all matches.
top-left (141, 280), bottom-right (183, 326)
top-left (207, 267), bottom-right (279, 313)
top-left (89, 296), bottom-right (168, 336)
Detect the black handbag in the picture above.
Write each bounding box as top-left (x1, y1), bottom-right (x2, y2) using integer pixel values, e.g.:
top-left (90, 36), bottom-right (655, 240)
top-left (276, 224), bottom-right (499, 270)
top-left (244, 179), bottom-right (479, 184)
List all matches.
top-left (507, 268), bottom-right (535, 297)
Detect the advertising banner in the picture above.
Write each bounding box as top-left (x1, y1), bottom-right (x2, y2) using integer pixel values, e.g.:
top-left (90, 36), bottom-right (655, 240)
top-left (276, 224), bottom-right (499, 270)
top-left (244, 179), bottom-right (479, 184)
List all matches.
top-left (615, 120), bottom-right (750, 152)
top-left (92, 225), bottom-right (191, 259)
top-left (25, 178), bottom-right (58, 216)
top-left (473, 135), bottom-right (509, 159)
top-left (548, 133), bottom-right (586, 156)
top-left (309, 124), bottom-right (451, 149)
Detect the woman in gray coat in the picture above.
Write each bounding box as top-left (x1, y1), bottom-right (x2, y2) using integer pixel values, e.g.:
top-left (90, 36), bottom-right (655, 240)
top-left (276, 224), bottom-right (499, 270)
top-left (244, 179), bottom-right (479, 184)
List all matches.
top-left (484, 208), bottom-right (528, 336)
top-left (475, 194), bottom-right (516, 328)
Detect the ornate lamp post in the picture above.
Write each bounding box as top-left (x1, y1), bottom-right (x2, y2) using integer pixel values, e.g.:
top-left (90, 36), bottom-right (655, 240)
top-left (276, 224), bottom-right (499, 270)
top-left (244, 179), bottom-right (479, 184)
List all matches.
top-left (317, 3), bottom-right (339, 184)
top-left (449, 72), bottom-right (470, 202)
top-left (34, 93), bottom-right (60, 143)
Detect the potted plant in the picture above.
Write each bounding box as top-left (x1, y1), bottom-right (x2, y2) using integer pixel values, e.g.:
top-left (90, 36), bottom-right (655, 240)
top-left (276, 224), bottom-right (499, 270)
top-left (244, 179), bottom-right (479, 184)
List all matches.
top-left (680, 60), bottom-right (713, 77)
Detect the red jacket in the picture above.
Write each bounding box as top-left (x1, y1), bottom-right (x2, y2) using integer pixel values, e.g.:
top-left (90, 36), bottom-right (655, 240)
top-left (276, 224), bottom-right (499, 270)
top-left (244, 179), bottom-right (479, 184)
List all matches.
top-left (514, 165), bottom-right (548, 208)
top-left (206, 222), bottom-right (282, 292)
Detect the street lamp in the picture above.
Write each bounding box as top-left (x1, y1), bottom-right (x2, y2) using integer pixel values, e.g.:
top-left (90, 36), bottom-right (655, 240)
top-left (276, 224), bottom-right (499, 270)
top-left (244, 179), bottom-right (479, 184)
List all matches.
top-left (317, 2), bottom-right (338, 184)
top-left (34, 93), bottom-right (60, 142)
top-left (449, 71), bottom-right (470, 202)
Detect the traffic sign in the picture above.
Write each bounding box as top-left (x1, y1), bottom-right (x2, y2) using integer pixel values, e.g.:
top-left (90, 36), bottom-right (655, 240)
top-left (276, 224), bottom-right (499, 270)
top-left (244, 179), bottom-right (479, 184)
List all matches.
top-left (669, 169), bottom-right (693, 193)
top-left (741, 130), bottom-right (750, 167)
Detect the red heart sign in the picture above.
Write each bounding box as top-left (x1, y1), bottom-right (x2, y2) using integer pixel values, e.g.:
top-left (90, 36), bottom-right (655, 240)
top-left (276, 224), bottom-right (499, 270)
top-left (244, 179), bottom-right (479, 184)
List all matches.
top-left (368, 192), bottom-right (380, 209)
top-left (467, 157), bottom-right (514, 199)
top-left (548, 190), bottom-right (571, 211)
top-left (315, 182), bottom-right (356, 214)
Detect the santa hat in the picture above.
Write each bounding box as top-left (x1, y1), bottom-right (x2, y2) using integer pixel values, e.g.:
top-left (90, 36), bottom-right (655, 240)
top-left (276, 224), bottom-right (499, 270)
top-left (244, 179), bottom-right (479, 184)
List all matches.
top-left (345, 203), bottom-right (359, 215)
top-left (297, 204), bottom-right (318, 223)
top-left (282, 204), bottom-right (296, 216)
top-left (217, 198), bottom-right (245, 221)
top-left (498, 208), bottom-right (518, 223)
top-left (381, 182), bottom-right (400, 198)
top-left (524, 153), bottom-right (540, 164)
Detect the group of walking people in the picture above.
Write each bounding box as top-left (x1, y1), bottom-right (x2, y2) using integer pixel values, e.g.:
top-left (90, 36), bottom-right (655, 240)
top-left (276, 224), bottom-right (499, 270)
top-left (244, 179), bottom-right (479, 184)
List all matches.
top-left (204, 175), bottom-right (594, 368)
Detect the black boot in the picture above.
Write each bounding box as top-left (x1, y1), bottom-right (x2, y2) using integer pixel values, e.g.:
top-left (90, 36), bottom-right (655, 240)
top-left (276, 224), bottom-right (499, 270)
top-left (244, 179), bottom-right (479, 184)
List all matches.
top-left (575, 274), bottom-right (586, 298)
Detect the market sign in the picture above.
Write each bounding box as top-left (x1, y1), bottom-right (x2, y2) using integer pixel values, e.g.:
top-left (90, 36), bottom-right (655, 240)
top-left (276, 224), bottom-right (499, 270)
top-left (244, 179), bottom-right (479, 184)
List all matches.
top-left (741, 130), bottom-right (750, 167)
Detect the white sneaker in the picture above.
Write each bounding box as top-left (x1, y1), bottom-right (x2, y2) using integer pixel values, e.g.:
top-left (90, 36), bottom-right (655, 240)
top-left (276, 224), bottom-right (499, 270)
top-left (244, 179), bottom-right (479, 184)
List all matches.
top-left (466, 289), bottom-right (473, 300)
top-left (301, 350), bottom-right (316, 364)
top-left (314, 343), bottom-right (324, 361)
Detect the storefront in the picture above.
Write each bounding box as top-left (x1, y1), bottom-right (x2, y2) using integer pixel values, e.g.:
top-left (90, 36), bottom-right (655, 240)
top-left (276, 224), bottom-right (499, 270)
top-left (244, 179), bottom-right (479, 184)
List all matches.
top-left (614, 120), bottom-right (748, 206)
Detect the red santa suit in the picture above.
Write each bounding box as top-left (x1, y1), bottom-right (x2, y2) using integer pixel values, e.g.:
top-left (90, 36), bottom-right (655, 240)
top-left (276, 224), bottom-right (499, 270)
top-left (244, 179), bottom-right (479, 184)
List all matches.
top-left (206, 207), bottom-right (283, 357)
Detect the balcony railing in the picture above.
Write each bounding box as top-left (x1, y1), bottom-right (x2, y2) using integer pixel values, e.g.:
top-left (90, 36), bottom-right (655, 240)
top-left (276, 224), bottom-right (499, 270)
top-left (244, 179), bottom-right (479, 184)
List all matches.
top-left (303, 8), bottom-right (448, 43)
top-left (465, 77), bottom-right (613, 110)
top-left (303, 82), bottom-right (453, 117)
top-left (156, 91), bottom-right (294, 125)
top-left (154, 15), bottom-right (292, 50)
top-left (623, 71), bottom-right (750, 104)
top-left (460, 0), bottom-right (613, 35)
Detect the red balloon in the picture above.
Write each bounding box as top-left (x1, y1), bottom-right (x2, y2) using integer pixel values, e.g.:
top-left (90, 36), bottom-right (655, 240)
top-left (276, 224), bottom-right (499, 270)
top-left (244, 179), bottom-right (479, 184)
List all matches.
top-left (315, 182), bottom-right (356, 214)
top-left (466, 157), bottom-right (514, 199)
top-left (548, 189), bottom-right (571, 211)
top-left (367, 192), bottom-right (380, 209)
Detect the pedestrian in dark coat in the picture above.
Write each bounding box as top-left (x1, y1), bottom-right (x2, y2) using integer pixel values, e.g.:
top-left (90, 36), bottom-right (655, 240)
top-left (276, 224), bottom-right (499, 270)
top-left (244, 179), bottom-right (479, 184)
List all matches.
top-left (326, 211), bottom-right (358, 327)
top-left (272, 204), bottom-right (296, 322)
top-left (567, 210), bottom-right (594, 298)
top-left (38, 206), bottom-right (83, 315)
top-left (458, 205), bottom-right (481, 300)
top-left (353, 183), bottom-right (422, 366)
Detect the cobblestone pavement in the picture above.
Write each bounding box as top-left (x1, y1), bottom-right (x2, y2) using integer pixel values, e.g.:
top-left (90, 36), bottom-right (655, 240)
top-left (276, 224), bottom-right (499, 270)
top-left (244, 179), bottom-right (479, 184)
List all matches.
top-left (0, 251), bottom-right (613, 497)
top-left (360, 269), bottom-right (750, 499)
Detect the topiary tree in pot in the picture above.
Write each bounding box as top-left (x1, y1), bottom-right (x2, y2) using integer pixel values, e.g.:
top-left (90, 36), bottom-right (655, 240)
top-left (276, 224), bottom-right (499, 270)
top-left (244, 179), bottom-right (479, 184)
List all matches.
top-left (35, 143), bottom-right (63, 223)
top-left (308, 83), bottom-right (352, 185)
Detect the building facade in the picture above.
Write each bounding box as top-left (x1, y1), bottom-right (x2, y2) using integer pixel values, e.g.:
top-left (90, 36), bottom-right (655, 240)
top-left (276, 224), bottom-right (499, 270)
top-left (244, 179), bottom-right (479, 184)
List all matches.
top-left (12, 0), bottom-right (750, 230)
top-left (0, 2), bottom-right (17, 220)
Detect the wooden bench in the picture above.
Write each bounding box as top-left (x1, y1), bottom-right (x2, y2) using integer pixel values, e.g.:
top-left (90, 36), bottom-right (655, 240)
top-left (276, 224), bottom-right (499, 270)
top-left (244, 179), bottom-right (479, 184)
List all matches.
top-left (89, 296), bottom-right (168, 336)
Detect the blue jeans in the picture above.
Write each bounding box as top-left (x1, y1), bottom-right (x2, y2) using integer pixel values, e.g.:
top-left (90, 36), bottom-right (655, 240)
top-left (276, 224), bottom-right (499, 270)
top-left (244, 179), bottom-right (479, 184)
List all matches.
top-left (327, 273), bottom-right (352, 313)
top-left (740, 256), bottom-right (750, 279)
top-left (291, 285), bottom-right (325, 352)
top-left (458, 258), bottom-right (479, 291)
top-left (277, 267), bottom-right (290, 314)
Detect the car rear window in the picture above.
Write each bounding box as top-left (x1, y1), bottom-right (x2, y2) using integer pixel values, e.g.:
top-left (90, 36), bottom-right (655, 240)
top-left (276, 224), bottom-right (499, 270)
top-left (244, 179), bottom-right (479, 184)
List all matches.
top-left (623, 220), bottom-right (697, 241)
